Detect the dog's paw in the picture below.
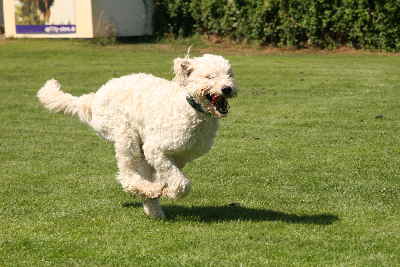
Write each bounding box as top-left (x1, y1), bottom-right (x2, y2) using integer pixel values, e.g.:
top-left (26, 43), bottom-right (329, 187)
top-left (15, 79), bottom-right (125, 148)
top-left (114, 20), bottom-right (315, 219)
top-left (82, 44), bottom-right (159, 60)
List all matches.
top-left (143, 182), bottom-right (166, 199)
top-left (125, 182), bottom-right (166, 199)
top-left (162, 179), bottom-right (192, 200)
top-left (137, 183), bottom-right (165, 199)
top-left (143, 199), bottom-right (165, 219)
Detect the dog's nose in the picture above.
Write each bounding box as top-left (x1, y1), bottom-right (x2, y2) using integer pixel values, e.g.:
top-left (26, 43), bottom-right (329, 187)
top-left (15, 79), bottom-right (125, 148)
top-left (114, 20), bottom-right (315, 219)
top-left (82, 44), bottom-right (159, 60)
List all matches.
top-left (222, 86), bottom-right (233, 96)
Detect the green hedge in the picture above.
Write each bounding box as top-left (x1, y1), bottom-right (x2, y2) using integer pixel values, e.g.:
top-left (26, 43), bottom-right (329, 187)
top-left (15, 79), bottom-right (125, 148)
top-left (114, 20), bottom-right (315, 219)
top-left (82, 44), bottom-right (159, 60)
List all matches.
top-left (153, 0), bottom-right (400, 51)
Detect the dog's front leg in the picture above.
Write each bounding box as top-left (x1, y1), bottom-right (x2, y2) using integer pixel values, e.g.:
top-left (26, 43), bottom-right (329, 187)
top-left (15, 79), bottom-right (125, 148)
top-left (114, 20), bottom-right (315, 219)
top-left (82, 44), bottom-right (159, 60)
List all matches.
top-left (114, 134), bottom-right (165, 199)
top-left (143, 147), bottom-right (192, 200)
top-left (115, 140), bottom-right (167, 219)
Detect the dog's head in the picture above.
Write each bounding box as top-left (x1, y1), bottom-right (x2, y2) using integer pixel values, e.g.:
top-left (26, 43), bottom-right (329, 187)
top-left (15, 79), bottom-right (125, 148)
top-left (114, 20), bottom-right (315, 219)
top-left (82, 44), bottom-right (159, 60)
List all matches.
top-left (173, 54), bottom-right (237, 118)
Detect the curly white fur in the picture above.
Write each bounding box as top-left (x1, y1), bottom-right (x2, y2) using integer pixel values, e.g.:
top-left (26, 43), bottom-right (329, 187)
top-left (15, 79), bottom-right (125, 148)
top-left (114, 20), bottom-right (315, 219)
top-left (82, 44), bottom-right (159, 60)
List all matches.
top-left (37, 54), bottom-right (237, 219)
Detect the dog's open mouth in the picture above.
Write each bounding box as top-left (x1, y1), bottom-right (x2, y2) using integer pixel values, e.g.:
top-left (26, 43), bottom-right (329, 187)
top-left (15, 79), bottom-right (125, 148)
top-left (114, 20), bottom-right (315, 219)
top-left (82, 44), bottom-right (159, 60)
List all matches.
top-left (206, 93), bottom-right (229, 115)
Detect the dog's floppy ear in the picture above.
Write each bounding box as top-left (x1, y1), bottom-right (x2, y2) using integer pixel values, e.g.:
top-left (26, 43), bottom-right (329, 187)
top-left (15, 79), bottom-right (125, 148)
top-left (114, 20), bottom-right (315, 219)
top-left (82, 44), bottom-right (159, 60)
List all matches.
top-left (173, 58), bottom-right (193, 86)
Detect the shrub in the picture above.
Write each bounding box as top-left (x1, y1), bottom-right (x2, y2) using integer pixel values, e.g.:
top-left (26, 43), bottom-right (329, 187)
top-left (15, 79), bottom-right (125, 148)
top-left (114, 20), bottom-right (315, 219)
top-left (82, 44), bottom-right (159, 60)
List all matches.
top-left (153, 0), bottom-right (400, 51)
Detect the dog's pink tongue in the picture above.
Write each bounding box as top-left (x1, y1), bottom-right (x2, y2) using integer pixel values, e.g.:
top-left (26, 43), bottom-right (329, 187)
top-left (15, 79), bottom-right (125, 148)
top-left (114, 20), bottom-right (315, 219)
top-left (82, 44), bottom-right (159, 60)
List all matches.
top-left (211, 94), bottom-right (221, 105)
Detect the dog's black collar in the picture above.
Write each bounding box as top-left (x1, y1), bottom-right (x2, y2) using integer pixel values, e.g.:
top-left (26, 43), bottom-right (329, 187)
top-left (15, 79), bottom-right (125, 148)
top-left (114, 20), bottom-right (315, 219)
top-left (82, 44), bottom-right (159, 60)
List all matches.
top-left (186, 95), bottom-right (206, 114)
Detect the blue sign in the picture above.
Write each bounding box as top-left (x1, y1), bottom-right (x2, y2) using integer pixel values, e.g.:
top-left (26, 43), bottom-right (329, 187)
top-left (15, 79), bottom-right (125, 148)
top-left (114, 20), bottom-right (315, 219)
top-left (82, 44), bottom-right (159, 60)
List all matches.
top-left (16, 25), bottom-right (76, 34)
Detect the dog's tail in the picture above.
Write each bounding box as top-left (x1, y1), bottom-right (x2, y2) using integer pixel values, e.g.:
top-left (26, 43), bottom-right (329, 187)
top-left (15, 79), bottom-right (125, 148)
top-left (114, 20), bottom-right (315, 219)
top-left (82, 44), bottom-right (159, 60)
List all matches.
top-left (37, 79), bottom-right (95, 123)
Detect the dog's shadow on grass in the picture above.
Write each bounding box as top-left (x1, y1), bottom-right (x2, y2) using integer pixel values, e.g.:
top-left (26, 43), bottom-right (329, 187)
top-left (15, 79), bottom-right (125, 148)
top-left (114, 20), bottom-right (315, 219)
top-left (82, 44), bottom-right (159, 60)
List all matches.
top-left (122, 202), bottom-right (339, 225)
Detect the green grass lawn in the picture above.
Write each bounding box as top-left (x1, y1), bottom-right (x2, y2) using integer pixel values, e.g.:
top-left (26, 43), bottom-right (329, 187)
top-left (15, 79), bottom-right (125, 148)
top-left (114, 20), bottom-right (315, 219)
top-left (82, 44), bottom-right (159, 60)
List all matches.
top-left (1, 39), bottom-right (399, 266)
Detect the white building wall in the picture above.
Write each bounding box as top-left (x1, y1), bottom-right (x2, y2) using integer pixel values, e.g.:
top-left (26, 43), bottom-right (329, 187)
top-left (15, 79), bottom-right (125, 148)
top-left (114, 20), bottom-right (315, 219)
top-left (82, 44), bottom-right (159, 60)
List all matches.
top-left (92, 0), bottom-right (153, 37)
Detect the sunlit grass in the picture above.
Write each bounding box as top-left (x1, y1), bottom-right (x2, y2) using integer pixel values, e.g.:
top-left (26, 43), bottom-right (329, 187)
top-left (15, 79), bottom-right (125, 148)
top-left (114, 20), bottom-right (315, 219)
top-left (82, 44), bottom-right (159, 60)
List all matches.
top-left (0, 39), bottom-right (399, 266)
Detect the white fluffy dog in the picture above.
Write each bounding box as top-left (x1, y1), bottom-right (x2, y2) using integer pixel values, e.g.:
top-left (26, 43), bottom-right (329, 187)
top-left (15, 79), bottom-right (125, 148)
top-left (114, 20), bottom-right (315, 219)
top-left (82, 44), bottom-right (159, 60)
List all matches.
top-left (37, 54), bottom-right (237, 219)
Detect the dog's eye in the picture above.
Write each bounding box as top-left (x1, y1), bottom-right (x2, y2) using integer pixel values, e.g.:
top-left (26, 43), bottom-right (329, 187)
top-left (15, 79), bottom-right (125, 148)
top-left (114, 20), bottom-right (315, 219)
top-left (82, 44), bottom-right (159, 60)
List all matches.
top-left (206, 74), bottom-right (215, 79)
top-left (228, 71), bottom-right (234, 78)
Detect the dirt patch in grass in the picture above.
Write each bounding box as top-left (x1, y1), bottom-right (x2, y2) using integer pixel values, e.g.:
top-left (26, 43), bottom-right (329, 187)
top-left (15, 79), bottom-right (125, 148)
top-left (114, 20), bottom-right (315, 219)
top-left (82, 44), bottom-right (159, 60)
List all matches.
top-left (198, 44), bottom-right (400, 56)
top-left (201, 34), bottom-right (400, 55)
